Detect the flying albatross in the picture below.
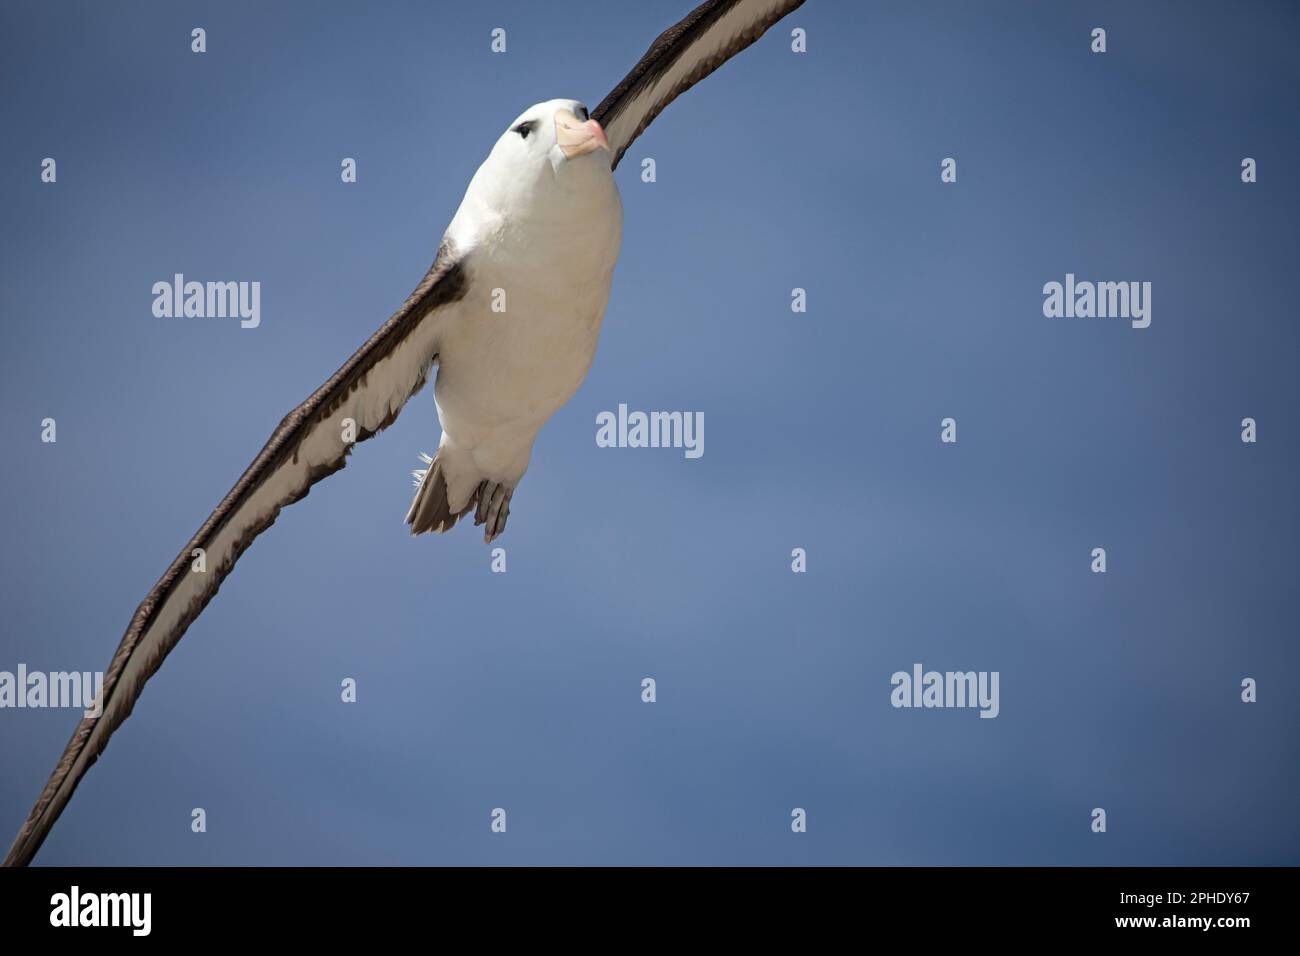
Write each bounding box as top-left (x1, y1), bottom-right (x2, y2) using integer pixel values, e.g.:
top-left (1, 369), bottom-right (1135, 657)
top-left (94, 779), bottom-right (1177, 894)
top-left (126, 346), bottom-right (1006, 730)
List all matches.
top-left (5, 0), bottom-right (805, 866)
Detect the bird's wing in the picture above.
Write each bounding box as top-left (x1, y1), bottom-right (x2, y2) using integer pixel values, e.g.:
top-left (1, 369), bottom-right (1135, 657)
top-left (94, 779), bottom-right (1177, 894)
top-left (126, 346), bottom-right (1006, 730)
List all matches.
top-left (591, 0), bottom-right (805, 170)
top-left (4, 241), bottom-right (468, 867)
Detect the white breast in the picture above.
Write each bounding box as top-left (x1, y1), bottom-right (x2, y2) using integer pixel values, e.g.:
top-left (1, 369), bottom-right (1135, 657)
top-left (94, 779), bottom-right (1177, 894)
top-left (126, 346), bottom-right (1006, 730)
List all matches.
top-left (430, 159), bottom-right (623, 498)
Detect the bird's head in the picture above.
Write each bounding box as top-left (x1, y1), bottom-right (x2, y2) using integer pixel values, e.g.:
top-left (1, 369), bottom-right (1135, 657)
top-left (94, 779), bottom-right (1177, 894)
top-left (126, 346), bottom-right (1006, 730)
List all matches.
top-left (499, 99), bottom-right (609, 165)
top-left (464, 99), bottom-right (614, 224)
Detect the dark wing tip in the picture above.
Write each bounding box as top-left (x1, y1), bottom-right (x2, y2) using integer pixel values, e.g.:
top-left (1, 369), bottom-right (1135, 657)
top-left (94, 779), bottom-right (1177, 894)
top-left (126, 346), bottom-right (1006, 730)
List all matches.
top-left (3, 243), bottom-right (468, 866)
top-left (592, 0), bottom-right (806, 169)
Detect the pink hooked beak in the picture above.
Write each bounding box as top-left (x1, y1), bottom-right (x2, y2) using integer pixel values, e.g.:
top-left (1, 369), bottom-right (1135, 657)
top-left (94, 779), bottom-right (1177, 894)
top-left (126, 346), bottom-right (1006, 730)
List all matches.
top-left (555, 109), bottom-right (609, 159)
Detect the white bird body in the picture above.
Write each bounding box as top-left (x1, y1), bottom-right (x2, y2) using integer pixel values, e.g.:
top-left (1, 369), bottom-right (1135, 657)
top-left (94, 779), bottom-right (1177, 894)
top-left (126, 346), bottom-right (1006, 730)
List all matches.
top-left (432, 99), bottom-right (623, 512)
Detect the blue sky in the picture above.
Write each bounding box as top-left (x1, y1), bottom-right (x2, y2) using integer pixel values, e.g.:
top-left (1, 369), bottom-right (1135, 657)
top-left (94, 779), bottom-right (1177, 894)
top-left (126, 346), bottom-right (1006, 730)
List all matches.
top-left (1, 0), bottom-right (1297, 865)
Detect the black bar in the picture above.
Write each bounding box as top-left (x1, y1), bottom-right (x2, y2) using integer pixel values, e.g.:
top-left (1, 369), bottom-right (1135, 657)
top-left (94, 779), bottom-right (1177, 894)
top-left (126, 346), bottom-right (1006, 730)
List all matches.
top-left (0, 867), bottom-right (1285, 939)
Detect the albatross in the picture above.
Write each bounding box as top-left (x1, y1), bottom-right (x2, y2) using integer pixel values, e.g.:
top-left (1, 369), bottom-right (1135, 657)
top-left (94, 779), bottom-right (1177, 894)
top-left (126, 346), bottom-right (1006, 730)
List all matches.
top-left (5, 0), bottom-right (805, 866)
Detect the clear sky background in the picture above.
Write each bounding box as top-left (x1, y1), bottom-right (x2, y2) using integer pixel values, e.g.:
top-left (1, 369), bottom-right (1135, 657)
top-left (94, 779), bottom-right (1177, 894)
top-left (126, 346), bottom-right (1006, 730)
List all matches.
top-left (1, 0), bottom-right (1297, 865)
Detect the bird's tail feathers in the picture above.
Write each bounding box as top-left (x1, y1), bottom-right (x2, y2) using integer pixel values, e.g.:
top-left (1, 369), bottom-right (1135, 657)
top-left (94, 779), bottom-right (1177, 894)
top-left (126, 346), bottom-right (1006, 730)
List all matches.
top-left (406, 451), bottom-right (476, 535)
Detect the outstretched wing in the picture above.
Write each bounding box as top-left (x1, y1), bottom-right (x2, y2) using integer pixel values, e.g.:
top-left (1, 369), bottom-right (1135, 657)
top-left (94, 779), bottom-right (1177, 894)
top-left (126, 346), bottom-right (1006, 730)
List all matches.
top-left (591, 0), bottom-right (805, 170)
top-left (4, 241), bottom-right (468, 867)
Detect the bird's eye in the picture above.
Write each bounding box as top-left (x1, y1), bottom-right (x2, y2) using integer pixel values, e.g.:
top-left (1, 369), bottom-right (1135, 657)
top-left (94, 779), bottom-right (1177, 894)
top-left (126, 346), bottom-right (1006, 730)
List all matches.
top-left (575, 106), bottom-right (589, 121)
top-left (514, 121), bottom-right (534, 139)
